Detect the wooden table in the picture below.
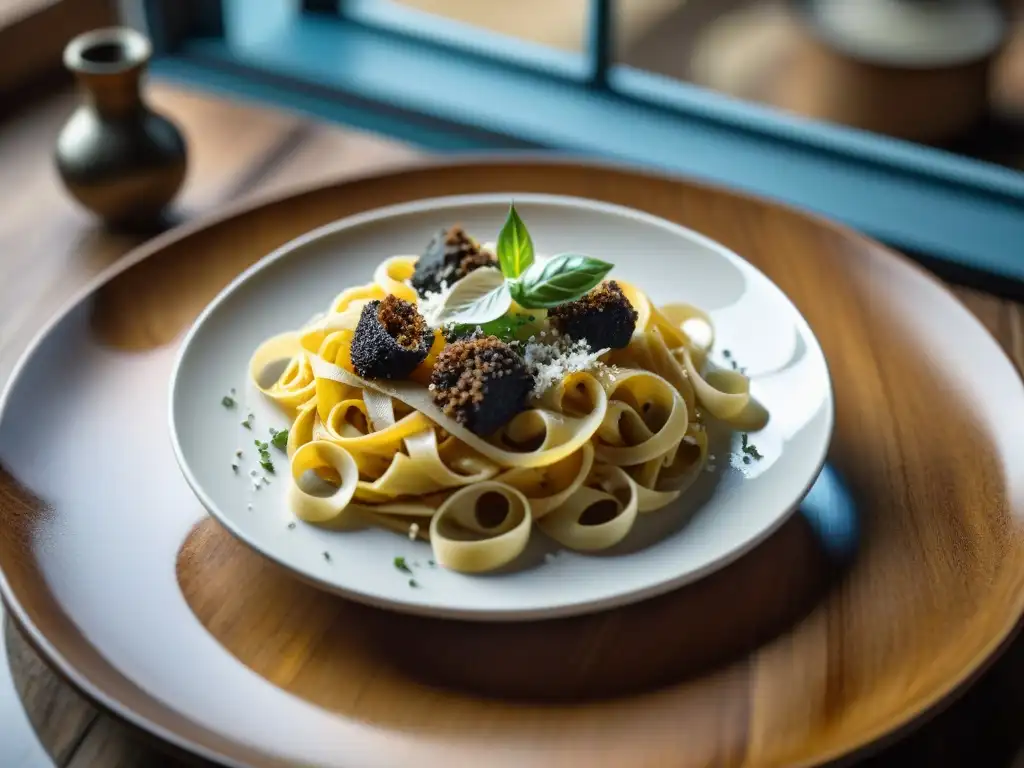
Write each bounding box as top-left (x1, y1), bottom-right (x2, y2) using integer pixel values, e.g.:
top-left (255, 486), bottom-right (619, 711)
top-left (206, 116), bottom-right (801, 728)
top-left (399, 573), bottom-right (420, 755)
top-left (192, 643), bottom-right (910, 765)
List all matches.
top-left (1, 83), bottom-right (1023, 768)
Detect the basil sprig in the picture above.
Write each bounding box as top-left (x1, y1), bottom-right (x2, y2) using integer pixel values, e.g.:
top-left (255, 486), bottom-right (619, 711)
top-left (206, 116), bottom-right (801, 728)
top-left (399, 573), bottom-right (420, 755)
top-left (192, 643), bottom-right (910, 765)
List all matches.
top-left (510, 253), bottom-right (612, 309)
top-left (496, 202), bottom-right (534, 279)
top-left (437, 202), bottom-right (614, 325)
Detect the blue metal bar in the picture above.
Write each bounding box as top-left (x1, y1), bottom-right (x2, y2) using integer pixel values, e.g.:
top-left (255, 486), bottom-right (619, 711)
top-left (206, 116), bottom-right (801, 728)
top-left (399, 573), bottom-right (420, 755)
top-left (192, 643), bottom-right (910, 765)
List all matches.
top-left (587, 0), bottom-right (613, 88)
top-left (302, 0), bottom-right (339, 13)
top-left (152, 55), bottom-right (533, 151)
top-left (142, 0), bottom-right (223, 53)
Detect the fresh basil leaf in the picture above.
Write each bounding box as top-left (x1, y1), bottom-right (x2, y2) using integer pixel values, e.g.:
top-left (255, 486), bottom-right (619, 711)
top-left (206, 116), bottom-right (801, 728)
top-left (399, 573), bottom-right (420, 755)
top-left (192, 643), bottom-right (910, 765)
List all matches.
top-left (441, 282), bottom-right (512, 325)
top-left (437, 266), bottom-right (505, 322)
top-left (496, 203), bottom-right (534, 279)
top-left (510, 253), bottom-right (613, 309)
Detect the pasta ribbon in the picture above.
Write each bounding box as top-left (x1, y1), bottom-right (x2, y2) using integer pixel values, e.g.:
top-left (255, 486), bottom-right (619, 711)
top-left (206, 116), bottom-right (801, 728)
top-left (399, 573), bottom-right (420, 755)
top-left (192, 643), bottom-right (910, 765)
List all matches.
top-left (321, 400), bottom-right (433, 457)
top-left (373, 255), bottom-right (419, 303)
top-left (287, 441), bottom-right (359, 524)
top-left (657, 426), bottom-right (709, 496)
top-left (659, 303), bottom-right (714, 368)
top-left (309, 357), bottom-right (609, 470)
top-left (430, 483), bottom-right (532, 572)
top-left (537, 466), bottom-right (639, 550)
top-left (313, 331), bottom-right (358, 422)
top-left (680, 348), bottom-right (751, 423)
top-left (249, 333), bottom-right (316, 412)
top-left (250, 272), bottom-right (765, 573)
top-left (497, 442), bottom-right (595, 519)
top-left (595, 370), bottom-right (688, 466)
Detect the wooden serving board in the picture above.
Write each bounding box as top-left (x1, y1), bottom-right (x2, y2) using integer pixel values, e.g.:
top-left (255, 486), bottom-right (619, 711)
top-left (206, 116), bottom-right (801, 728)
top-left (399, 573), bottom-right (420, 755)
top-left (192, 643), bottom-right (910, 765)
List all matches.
top-left (2, 158), bottom-right (1023, 768)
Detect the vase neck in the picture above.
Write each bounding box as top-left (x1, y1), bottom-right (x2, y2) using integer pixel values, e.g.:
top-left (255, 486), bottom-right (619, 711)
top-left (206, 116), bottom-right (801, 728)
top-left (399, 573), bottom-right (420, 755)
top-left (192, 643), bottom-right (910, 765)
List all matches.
top-left (64, 27), bottom-right (152, 117)
top-left (76, 68), bottom-right (146, 117)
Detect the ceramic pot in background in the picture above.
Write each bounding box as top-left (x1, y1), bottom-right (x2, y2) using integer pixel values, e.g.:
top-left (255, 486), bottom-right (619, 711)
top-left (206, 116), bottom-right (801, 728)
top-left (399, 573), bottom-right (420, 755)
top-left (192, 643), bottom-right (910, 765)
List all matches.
top-left (55, 27), bottom-right (187, 227)
top-left (783, 0), bottom-right (1007, 143)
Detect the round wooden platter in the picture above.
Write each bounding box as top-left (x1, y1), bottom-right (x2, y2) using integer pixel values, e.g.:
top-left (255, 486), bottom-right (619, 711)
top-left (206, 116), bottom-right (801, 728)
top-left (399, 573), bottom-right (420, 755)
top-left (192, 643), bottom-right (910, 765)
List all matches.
top-left (2, 158), bottom-right (1023, 768)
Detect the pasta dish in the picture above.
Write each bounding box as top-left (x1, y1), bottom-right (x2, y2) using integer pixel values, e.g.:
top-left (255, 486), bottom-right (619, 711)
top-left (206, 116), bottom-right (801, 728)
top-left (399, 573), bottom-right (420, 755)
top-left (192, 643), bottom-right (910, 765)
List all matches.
top-left (248, 204), bottom-right (763, 573)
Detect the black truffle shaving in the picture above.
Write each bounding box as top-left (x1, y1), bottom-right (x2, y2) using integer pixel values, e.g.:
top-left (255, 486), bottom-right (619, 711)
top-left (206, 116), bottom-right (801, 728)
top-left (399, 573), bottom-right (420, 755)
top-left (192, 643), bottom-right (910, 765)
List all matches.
top-left (429, 336), bottom-right (533, 436)
top-left (411, 225), bottom-right (497, 296)
top-left (350, 295), bottom-right (431, 379)
top-left (548, 281), bottom-right (638, 351)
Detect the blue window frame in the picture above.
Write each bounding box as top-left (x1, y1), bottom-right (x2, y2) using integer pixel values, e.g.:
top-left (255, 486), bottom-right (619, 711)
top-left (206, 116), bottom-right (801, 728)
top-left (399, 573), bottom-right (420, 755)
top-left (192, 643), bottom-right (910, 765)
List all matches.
top-left (138, 0), bottom-right (1024, 292)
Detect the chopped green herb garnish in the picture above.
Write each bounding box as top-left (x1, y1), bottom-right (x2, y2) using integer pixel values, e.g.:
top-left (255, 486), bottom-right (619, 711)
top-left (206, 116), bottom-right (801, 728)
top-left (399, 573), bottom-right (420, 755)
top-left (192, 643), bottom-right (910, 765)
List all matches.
top-left (722, 349), bottom-right (732, 358)
top-left (740, 433), bottom-right (763, 461)
top-left (743, 455), bottom-right (752, 464)
top-left (240, 417), bottom-right (252, 429)
top-left (427, 559), bottom-right (436, 567)
top-left (446, 311), bottom-right (537, 343)
top-left (254, 439), bottom-right (274, 471)
top-left (409, 579), bottom-right (419, 588)
top-left (221, 395), bottom-right (236, 408)
top-left (394, 556), bottom-right (412, 574)
top-left (287, 522), bottom-right (296, 530)
top-left (323, 551), bottom-right (331, 561)
top-left (270, 428), bottom-right (288, 451)
top-left (231, 463), bottom-right (239, 473)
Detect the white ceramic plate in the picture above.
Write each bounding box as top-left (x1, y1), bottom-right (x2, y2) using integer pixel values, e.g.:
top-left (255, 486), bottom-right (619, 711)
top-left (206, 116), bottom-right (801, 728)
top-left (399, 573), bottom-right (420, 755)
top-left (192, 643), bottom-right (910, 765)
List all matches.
top-left (169, 193), bottom-right (833, 621)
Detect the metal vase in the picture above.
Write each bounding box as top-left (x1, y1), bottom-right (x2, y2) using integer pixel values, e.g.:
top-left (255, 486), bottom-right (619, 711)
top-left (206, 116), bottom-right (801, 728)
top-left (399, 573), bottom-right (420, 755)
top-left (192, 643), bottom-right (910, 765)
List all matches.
top-left (55, 27), bottom-right (187, 227)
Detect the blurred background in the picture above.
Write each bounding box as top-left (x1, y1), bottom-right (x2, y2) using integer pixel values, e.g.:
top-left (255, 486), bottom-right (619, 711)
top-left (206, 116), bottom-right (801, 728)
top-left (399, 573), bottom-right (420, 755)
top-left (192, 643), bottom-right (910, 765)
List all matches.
top-left (6, 0), bottom-right (1022, 159)
top-left (3, 2), bottom-right (1024, 767)
top-left (381, 0), bottom-right (1023, 160)
top-left (6, 0), bottom-right (1014, 284)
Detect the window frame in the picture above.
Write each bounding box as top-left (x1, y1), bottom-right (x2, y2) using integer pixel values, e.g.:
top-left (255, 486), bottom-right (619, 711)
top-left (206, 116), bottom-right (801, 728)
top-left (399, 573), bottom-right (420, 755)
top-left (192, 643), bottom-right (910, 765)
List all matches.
top-left (137, 0), bottom-right (1024, 293)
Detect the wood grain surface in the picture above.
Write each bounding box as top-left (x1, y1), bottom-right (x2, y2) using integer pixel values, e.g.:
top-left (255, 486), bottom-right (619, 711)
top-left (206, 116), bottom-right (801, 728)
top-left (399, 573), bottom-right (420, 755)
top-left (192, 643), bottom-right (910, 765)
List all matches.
top-left (0, 82), bottom-right (421, 768)
top-left (146, 159), bottom-right (1024, 767)
top-left (1, 85), bottom-right (1024, 767)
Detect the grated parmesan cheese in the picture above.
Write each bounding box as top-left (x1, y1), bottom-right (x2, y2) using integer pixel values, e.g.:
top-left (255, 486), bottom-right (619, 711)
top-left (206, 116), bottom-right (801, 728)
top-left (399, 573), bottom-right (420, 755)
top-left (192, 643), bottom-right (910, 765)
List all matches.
top-left (416, 281), bottom-right (450, 327)
top-left (522, 335), bottom-right (608, 398)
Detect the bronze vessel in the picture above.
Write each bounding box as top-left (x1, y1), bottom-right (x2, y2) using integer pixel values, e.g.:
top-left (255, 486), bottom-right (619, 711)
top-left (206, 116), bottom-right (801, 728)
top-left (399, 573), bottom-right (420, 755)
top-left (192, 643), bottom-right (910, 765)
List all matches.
top-left (56, 27), bottom-right (187, 227)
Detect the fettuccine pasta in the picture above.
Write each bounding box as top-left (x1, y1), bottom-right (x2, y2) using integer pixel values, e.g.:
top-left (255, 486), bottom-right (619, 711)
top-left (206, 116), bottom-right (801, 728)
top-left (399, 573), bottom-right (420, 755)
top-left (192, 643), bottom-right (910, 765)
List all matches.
top-left (248, 209), bottom-right (767, 574)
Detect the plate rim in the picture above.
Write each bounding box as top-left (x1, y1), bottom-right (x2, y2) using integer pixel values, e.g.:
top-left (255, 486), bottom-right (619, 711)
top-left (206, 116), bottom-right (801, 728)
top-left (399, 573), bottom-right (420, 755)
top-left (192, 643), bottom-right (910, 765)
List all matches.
top-left (166, 191), bottom-right (836, 621)
top-left (0, 156), bottom-right (1021, 768)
